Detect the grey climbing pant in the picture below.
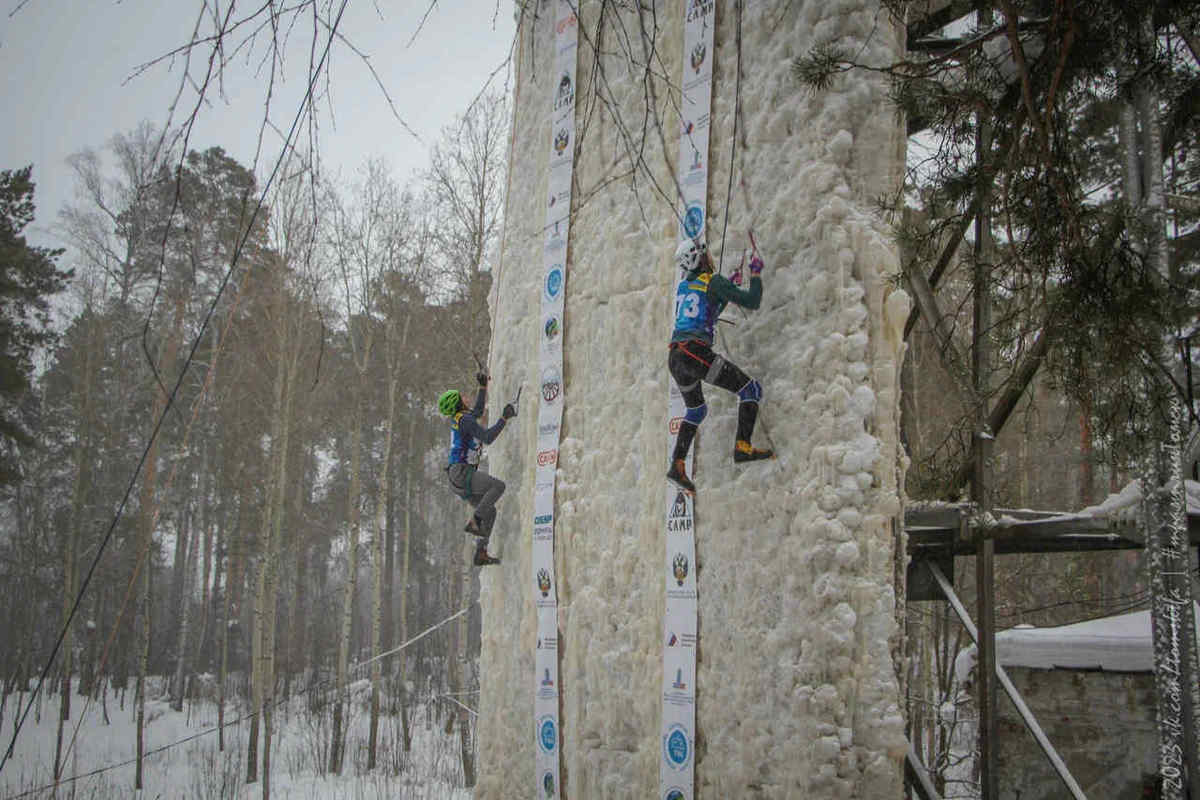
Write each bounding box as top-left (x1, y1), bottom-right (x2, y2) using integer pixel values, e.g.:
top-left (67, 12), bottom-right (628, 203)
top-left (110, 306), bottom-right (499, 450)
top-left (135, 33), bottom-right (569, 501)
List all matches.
top-left (447, 463), bottom-right (506, 538)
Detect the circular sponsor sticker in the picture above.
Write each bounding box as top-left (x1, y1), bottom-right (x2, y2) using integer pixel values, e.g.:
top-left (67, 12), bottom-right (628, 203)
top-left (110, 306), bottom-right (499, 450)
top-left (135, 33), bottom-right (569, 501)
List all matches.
top-left (664, 788), bottom-right (687, 800)
top-left (537, 715), bottom-right (558, 754)
top-left (545, 266), bottom-right (563, 299)
top-left (663, 723), bottom-right (691, 770)
top-left (682, 204), bottom-right (704, 239)
top-left (541, 366), bottom-right (561, 403)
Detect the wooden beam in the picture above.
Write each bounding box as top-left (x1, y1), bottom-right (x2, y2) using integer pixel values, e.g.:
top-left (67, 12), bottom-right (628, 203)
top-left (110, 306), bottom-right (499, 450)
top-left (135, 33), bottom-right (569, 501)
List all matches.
top-left (906, 0), bottom-right (976, 42)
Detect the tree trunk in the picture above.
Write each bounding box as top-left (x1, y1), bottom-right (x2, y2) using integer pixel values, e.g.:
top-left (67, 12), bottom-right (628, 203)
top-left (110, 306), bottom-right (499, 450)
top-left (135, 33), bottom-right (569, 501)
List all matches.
top-left (171, 506), bottom-right (195, 712)
top-left (399, 416), bottom-right (416, 752)
top-left (369, 313), bottom-right (406, 770)
top-left (134, 293), bottom-right (184, 790)
top-left (971, 35), bottom-right (998, 795)
top-left (331, 396), bottom-right (364, 775)
top-left (1125, 31), bottom-right (1200, 797)
top-left (56, 307), bottom-right (102, 780)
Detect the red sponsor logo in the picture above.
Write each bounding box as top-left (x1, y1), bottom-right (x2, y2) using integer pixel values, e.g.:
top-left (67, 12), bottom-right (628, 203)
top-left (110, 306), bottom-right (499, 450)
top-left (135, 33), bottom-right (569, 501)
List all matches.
top-left (537, 449), bottom-right (558, 467)
top-left (669, 417), bottom-right (683, 434)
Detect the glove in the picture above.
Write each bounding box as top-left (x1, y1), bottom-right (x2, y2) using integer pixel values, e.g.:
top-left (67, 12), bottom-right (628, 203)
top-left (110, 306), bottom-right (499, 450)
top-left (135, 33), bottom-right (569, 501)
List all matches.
top-left (502, 403), bottom-right (517, 420)
top-left (730, 266), bottom-right (744, 286)
top-left (749, 255), bottom-right (764, 276)
top-left (476, 372), bottom-right (490, 387)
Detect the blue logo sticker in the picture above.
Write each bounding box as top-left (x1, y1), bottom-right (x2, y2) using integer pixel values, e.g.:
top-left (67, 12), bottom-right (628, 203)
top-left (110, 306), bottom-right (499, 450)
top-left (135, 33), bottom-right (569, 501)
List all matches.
top-left (682, 204), bottom-right (704, 239)
top-left (543, 770), bottom-right (557, 798)
top-left (538, 716), bottom-right (558, 754)
top-left (535, 514), bottom-right (552, 525)
top-left (546, 266), bottom-right (563, 299)
top-left (663, 724), bottom-right (691, 769)
top-left (665, 789), bottom-right (686, 800)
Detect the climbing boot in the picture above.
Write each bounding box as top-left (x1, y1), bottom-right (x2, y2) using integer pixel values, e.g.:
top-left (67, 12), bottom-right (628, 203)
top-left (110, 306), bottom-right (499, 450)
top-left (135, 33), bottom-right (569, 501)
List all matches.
top-left (464, 515), bottom-right (484, 536)
top-left (473, 546), bottom-right (501, 567)
top-left (733, 440), bottom-right (774, 464)
top-left (666, 459), bottom-right (696, 495)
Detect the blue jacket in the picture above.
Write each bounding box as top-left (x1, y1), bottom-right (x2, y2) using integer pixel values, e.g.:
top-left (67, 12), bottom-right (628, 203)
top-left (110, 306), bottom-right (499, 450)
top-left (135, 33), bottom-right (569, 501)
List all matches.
top-left (671, 271), bottom-right (762, 345)
top-left (447, 387), bottom-right (507, 465)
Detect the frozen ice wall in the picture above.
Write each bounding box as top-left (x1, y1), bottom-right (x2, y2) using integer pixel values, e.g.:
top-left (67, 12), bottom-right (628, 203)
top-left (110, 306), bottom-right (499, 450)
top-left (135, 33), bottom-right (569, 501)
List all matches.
top-left (475, 0), bottom-right (910, 796)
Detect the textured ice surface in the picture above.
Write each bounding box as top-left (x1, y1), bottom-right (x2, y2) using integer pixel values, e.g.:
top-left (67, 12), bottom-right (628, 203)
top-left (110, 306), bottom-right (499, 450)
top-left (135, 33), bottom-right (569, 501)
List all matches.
top-left (474, 1), bottom-right (910, 797)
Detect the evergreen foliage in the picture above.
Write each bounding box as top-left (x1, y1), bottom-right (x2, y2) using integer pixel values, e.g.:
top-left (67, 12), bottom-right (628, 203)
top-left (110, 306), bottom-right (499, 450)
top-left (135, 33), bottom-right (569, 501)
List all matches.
top-left (0, 166), bottom-right (71, 487)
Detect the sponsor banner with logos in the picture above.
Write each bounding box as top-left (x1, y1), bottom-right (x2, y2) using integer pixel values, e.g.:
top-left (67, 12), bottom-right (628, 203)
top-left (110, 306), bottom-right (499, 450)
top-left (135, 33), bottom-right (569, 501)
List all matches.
top-left (534, 2), bottom-right (576, 797)
top-left (676, 0), bottom-right (715, 244)
top-left (662, 2), bottom-right (714, 798)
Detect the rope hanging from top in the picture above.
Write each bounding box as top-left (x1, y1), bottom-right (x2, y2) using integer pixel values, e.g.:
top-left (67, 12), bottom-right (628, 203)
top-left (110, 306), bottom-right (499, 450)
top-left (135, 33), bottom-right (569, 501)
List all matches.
top-left (715, 0), bottom-right (744, 276)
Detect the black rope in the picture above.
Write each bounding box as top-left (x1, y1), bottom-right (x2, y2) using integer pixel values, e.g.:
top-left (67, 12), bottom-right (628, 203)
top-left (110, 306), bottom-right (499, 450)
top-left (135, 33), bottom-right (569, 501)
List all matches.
top-left (715, 0), bottom-right (743, 276)
top-left (0, 0), bottom-right (353, 775)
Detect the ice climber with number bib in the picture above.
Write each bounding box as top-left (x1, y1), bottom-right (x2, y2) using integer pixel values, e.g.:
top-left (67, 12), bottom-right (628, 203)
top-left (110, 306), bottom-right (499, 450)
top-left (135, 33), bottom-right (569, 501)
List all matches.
top-left (667, 236), bottom-right (773, 494)
top-left (437, 372), bottom-right (517, 566)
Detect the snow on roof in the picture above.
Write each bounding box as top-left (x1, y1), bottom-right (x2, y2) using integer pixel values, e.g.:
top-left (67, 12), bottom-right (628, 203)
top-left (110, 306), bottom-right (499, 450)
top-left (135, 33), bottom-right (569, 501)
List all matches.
top-left (955, 601), bottom-right (1200, 681)
top-left (954, 479), bottom-right (1200, 531)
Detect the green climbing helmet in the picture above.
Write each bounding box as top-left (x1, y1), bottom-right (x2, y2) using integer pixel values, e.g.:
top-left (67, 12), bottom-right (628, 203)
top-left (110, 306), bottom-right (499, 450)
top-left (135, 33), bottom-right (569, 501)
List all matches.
top-left (437, 389), bottom-right (462, 417)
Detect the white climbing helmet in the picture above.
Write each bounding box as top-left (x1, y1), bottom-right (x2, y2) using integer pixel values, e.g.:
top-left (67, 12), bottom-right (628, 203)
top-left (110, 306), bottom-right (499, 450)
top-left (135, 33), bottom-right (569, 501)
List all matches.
top-left (675, 238), bottom-right (708, 273)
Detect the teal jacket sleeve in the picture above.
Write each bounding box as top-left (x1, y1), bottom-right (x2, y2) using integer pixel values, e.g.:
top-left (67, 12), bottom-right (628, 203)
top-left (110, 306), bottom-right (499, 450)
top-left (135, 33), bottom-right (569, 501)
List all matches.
top-left (709, 273), bottom-right (762, 310)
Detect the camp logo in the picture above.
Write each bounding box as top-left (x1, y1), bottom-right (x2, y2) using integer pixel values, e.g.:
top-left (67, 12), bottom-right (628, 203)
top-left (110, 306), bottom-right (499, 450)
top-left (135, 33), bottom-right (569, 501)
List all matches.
top-left (669, 416), bottom-right (683, 434)
top-left (686, 0), bottom-right (714, 23)
top-left (545, 265), bottom-right (563, 299)
top-left (672, 553), bottom-right (689, 586)
top-left (690, 41), bottom-right (706, 73)
top-left (672, 667), bottom-right (687, 690)
top-left (537, 449), bottom-right (558, 466)
top-left (554, 73), bottom-right (574, 111)
top-left (537, 567), bottom-right (552, 596)
top-left (664, 789), bottom-right (686, 800)
top-left (543, 770), bottom-right (557, 799)
top-left (662, 723), bottom-right (691, 769)
top-left (667, 493), bottom-right (691, 533)
top-left (554, 127), bottom-right (570, 156)
top-left (544, 315), bottom-right (561, 342)
top-left (537, 715), bottom-right (558, 754)
top-left (541, 366), bottom-right (562, 403)
top-left (682, 203), bottom-right (704, 239)
top-left (534, 514), bottom-right (552, 525)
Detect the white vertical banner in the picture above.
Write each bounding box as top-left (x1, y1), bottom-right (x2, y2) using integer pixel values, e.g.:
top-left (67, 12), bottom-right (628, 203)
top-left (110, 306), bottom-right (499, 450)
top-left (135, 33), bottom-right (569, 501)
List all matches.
top-left (533, 1), bottom-right (577, 798)
top-left (662, 2), bottom-right (715, 799)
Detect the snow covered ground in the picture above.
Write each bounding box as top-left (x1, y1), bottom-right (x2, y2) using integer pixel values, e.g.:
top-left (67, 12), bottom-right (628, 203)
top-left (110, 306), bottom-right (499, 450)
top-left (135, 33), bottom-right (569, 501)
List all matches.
top-left (0, 680), bottom-right (473, 799)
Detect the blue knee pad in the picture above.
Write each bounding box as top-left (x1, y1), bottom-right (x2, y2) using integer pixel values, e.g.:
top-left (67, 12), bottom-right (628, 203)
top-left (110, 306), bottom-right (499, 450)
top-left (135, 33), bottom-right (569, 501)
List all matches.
top-left (737, 379), bottom-right (762, 403)
top-left (684, 403), bottom-right (708, 425)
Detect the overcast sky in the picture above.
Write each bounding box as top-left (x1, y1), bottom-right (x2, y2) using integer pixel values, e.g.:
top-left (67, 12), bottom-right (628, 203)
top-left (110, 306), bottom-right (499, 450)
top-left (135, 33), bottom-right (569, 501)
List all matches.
top-left (0, 0), bottom-right (519, 252)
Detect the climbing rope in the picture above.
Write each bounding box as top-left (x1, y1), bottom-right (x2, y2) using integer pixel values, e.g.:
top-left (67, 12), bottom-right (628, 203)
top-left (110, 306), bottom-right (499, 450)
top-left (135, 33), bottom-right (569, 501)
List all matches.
top-left (715, 0), bottom-right (745, 277)
top-left (711, 1), bottom-right (783, 464)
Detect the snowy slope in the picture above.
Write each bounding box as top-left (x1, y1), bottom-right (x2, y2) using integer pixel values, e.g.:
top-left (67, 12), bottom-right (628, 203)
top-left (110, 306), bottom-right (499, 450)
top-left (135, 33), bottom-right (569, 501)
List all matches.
top-left (475, 0), bottom-right (910, 797)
